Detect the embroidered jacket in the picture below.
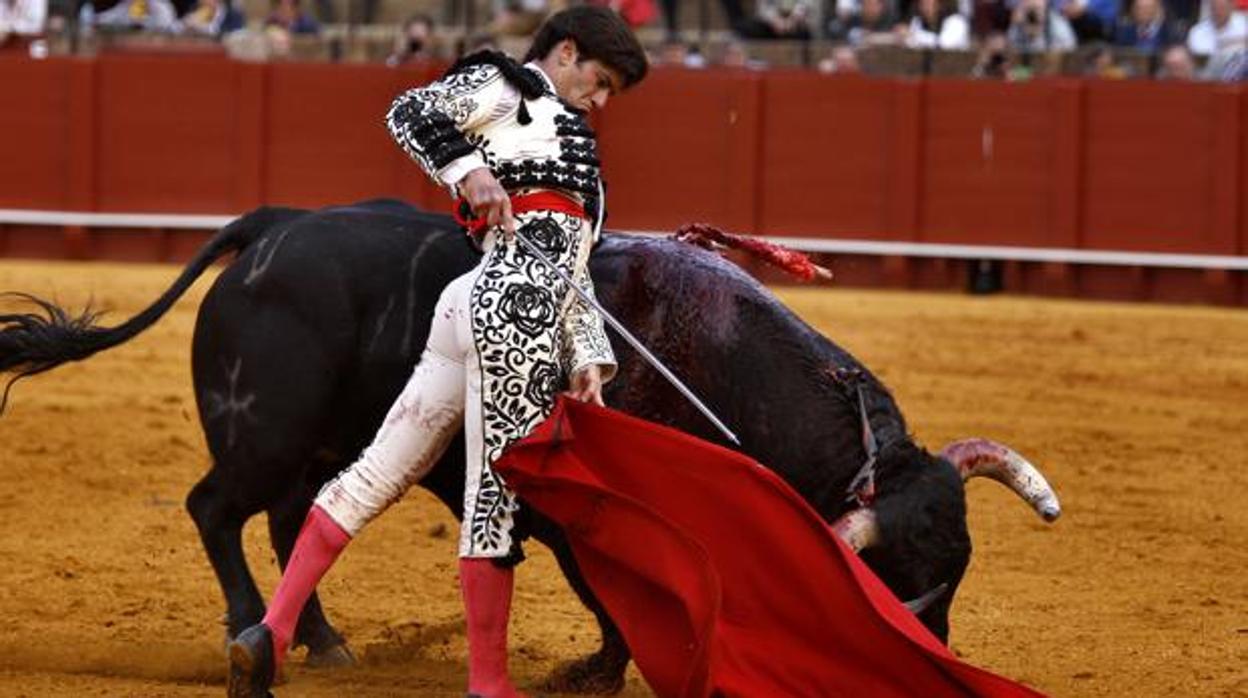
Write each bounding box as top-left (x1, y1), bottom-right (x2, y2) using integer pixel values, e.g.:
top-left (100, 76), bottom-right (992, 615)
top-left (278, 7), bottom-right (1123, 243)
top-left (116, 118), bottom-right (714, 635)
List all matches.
top-left (384, 55), bottom-right (616, 380)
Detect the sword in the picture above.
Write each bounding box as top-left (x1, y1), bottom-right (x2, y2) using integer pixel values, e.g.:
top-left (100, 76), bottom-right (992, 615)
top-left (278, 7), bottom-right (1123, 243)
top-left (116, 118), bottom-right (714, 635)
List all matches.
top-left (511, 229), bottom-right (742, 447)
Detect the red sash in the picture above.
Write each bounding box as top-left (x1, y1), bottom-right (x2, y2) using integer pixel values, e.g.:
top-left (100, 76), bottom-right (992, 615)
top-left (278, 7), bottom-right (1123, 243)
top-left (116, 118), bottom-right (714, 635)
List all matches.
top-left (453, 190), bottom-right (586, 237)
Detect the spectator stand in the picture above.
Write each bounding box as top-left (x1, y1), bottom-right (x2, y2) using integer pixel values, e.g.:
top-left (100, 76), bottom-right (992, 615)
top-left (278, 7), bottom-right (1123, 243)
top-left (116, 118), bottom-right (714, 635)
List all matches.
top-left (13, 0), bottom-right (1242, 79)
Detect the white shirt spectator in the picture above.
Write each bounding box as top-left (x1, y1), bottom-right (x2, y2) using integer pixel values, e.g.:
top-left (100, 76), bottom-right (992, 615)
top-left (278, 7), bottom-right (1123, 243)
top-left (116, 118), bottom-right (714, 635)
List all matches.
top-left (0, 0), bottom-right (47, 36)
top-left (1008, 0), bottom-right (1079, 52)
top-left (90, 0), bottom-right (182, 32)
top-left (758, 0), bottom-right (814, 24)
top-left (1187, 11), bottom-right (1248, 55)
top-left (905, 13), bottom-right (970, 49)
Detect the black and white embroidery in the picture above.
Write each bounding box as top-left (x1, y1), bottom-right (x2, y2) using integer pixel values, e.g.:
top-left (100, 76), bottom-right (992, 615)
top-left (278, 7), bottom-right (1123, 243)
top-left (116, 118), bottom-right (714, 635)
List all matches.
top-left (496, 282), bottom-right (558, 338)
top-left (521, 216), bottom-right (570, 256)
top-left (466, 212), bottom-right (593, 556)
top-left (385, 55), bottom-right (604, 221)
top-left (384, 64), bottom-right (509, 175)
top-left (385, 54), bottom-right (618, 558)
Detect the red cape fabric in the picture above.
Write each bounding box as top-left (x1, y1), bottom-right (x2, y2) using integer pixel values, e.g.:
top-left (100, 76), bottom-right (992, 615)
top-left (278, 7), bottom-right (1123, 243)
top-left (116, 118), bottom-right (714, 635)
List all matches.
top-left (494, 398), bottom-right (1045, 698)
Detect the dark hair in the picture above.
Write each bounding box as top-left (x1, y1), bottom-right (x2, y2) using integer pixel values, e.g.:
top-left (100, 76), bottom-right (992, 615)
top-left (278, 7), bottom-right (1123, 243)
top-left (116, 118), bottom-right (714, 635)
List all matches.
top-left (917, 0), bottom-right (956, 31)
top-left (523, 6), bottom-right (649, 88)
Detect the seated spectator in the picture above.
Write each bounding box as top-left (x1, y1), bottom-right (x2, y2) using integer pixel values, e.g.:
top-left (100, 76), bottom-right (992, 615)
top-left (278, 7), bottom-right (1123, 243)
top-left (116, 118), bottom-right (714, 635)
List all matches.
top-left (828, 0), bottom-right (899, 46)
top-left (386, 13), bottom-right (436, 66)
top-left (265, 23), bottom-right (291, 56)
top-left (0, 0), bottom-right (46, 48)
top-left (1113, 0), bottom-right (1176, 52)
top-left (1202, 41), bottom-right (1248, 76)
top-left (1057, 0), bottom-right (1119, 41)
top-left (901, 0), bottom-right (971, 48)
top-left (1186, 0), bottom-right (1247, 56)
top-left (1164, 0), bottom-right (1200, 29)
top-left (1157, 41), bottom-right (1198, 75)
top-left (971, 30), bottom-right (1019, 75)
top-left (1083, 40), bottom-right (1133, 73)
top-left (657, 37), bottom-right (707, 66)
top-left (658, 37), bottom-right (688, 64)
top-left (265, 0), bottom-right (316, 33)
top-left (972, 0), bottom-right (1011, 36)
top-left (87, 0), bottom-right (181, 31)
top-left (659, 0), bottom-right (747, 40)
top-left (684, 42), bottom-right (707, 66)
top-left (181, 0), bottom-right (243, 36)
top-left (718, 38), bottom-right (752, 65)
top-left (817, 43), bottom-right (864, 70)
top-left (739, 0), bottom-right (815, 39)
top-left (490, 0), bottom-right (547, 37)
top-left (1007, 0), bottom-right (1078, 51)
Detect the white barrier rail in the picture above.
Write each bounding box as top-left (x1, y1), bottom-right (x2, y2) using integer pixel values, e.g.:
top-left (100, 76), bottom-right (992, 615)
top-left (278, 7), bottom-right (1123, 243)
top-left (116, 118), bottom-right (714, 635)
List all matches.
top-left (3, 208), bottom-right (1246, 271)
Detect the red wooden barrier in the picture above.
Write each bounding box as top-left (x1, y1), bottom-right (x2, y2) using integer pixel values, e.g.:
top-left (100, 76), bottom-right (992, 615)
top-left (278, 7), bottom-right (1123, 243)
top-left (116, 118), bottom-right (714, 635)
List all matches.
top-left (0, 58), bottom-right (77, 210)
top-left (1239, 88), bottom-right (1248, 257)
top-left (758, 72), bottom-right (904, 239)
top-left (266, 62), bottom-right (403, 208)
top-left (596, 68), bottom-right (761, 232)
top-left (95, 54), bottom-right (241, 213)
top-left (0, 58), bottom-right (1245, 303)
top-left (921, 80), bottom-right (1064, 247)
top-left (1082, 80), bottom-right (1233, 255)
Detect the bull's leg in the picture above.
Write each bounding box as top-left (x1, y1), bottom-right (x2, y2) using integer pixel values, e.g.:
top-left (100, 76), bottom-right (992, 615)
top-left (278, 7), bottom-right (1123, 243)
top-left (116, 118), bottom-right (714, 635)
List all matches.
top-left (186, 473), bottom-right (265, 642)
top-left (538, 528), bottom-right (631, 695)
top-left (266, 487), bottom-right (354, 667)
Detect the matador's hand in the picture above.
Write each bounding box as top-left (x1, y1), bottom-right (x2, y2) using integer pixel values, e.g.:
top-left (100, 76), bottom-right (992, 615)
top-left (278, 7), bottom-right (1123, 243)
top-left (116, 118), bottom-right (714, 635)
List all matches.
top-left (566, 365), bottom-right (606, 407)
top-left (460, 167), bottom-right (515, 240)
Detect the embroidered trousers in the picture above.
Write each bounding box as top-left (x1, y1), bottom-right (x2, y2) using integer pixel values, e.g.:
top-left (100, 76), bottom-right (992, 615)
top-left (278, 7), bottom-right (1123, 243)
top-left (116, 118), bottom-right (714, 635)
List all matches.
top-left (314, 210), bottom-right (597, 559)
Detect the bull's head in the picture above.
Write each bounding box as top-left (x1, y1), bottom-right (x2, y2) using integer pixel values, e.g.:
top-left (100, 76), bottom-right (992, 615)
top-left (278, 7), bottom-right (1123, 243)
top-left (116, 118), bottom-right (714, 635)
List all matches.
top-left (830, 439), bottom-right (1060, 640)
top-left (833, 439), bottom-right (1061, 550)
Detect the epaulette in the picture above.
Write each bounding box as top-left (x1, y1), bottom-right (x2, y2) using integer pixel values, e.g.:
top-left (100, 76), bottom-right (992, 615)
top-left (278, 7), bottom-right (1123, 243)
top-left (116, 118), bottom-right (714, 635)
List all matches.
top-left (443, 50), bottom-right (548, 124)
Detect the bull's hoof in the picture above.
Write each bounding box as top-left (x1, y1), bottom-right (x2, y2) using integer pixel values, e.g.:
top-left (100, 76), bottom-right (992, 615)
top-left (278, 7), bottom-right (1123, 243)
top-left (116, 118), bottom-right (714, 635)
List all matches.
top-left (227, 624), bottom-right (276, 698)
top-left (304, 642), bottom-right (357, 669)
top-left (540, 656), bottom-right (626, 695)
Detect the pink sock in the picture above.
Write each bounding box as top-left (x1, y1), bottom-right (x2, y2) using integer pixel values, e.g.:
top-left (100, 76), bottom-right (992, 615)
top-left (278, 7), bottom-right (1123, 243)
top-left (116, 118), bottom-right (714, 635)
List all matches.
top-left (261, 505), bottom-right (351, 668)
top-left (460, 558), bottom-right (525, 698)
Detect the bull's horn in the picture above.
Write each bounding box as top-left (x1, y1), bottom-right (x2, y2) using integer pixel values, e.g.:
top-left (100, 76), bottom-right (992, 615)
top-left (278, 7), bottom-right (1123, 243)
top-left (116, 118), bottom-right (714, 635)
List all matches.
top-left (903, 583), bottom-right (949, 615)
top-left (832, 508), bottom-right (880, 552)
top-left (939, 438), bottom-right (1061, 522)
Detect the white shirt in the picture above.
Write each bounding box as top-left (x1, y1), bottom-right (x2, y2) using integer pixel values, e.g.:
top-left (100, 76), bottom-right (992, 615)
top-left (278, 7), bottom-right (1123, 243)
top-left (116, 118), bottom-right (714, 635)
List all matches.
top-left (0, 0), bottom-right (46, 35)
top-left (1187, 11), bottom-right (1248, 56)
top-left (905, 14), bottom-right (970, 50)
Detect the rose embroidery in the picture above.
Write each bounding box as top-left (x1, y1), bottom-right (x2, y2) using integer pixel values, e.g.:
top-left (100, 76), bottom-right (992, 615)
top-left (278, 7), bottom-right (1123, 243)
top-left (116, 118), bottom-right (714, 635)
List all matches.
top-left (521, 218), bottom-right (569, 256)
top-left (525, 360), bottom-right (561, 408)
top-left (497, 283), bottom-right (557, 338)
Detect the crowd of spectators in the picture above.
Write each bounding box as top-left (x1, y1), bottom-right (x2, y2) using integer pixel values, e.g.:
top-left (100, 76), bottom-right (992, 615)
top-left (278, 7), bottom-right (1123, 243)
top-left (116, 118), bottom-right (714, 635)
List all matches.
top-left (4, 0), bottom-right (1246, 81)
top-left (822, 0), bottom-right (1248, 79)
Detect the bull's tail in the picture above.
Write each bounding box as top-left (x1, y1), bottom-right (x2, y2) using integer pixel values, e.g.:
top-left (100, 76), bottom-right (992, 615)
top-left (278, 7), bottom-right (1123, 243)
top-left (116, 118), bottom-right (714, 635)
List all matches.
top-left (0, 206), bottom-right (304, 414)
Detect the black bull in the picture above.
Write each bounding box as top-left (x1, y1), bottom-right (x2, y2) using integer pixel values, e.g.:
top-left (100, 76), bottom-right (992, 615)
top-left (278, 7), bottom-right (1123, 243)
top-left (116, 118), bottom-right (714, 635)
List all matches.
top-left (0, 199), bottom-right (1058, 693)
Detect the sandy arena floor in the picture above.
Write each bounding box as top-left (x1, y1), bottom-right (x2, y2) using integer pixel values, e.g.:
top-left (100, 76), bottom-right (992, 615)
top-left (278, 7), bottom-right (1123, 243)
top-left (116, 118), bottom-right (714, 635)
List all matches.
top-left (0, 258), bottom-right (1245, 698)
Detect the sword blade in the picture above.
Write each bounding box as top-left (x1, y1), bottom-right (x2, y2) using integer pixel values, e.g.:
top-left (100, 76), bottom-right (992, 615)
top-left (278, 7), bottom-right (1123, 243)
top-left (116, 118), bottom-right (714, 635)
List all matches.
top-left (513, 231), bottom-right (741, 446)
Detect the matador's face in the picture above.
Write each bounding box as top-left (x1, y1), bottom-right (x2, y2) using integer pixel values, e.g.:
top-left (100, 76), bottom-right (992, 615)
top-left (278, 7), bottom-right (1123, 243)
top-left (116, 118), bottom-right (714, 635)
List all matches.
top-left (546, 39), bottom-right (624, 112)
